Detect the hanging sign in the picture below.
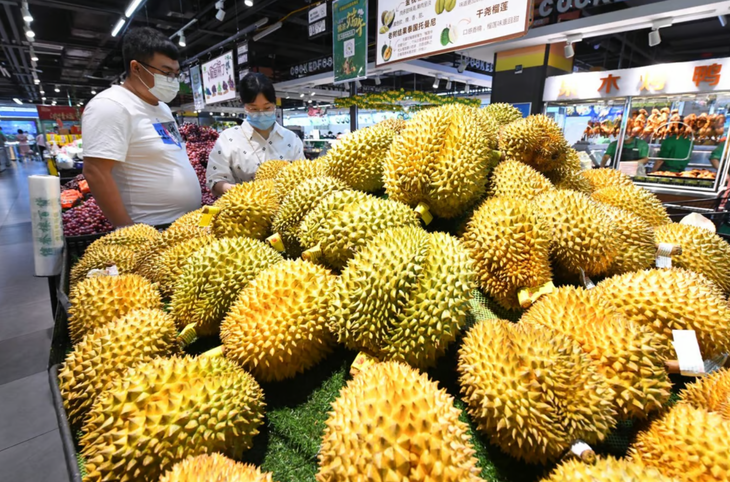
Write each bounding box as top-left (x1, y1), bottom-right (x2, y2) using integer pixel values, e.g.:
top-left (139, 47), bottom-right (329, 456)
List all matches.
top-left (190, 65), bottom-right (205, 111)
top-left (376, 0), bottom-right (530, 66)
top-left (237, 42), bottom-right (249, 66)
top-left (290, 56), bottom-right (334, 78)
top-left (202, 51), bottom-right (236, 104)
top-left (333, 0), bottom-right (368, 84)
top-left (36, 105), bottom-right (83, 122)
top-left (309, 3), bottom-right (329, 38)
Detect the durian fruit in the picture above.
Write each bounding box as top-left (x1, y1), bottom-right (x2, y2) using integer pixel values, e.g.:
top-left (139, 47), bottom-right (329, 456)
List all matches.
top-left (593, 185), bottom-right (670, 227)
top-left (84, 223), bottom-right (160, 255)
top-left (160, 453), bottom-right (274, 482)
top-left (489, 159), bottom-right (555, 201)
top-left (274, 159), bottom-right (326, 198)
top-left (68, 274), bottom-right (162, 343)
top-left (375, 117), bottom-right (407, 134)
top-left (536, 190), bottom-right (619, 277)
top-left (329, 226), bottom-right (475, 369)
top-left (499, 114), bottom-right (569, 172)
top-left (325, 122), bottom-right (401, 192)
top-left (542, 456), bottom-right (680, 482)
top-left (521, 286), bottom-right (671, 420)
top-left (384, 104), bottom-right (497, 218)
top-left (655, 223), bottom-right (730, 293)
top-left (462, 197), bottom-right (552, 310)
top-left (582, 168), bottom-right (634, 192)
top-left (134, 224), bottom-right (209, 280)
top-left (458, 319), bottom-right (616, 464)
top-left (167, 208), bottom-right (207, 233)
top-left (483, 102), bottom-right (523, 127)
top-left (594, 268), bottom-right (730, 359)
top-left (545, 150), bottom-right (592, 194)
top-left (153, 235), bottom-right (217, 297)
top-left (299, 191), bottom-right (420, 269)
top-left (630, 404), bottom-right (730, 482)
top-left (470, 107), bottom-right (500, 149)
top-left (601, 205), bottom-right (656, 276)
top-left (80, 356), bottom-right (265, 482)
top-left (221, 260), bottom-right (335, 382)
top-left (271, 176), bottom-right (350, 255)
top-left (211, 180), bottom-right (279, 239)
top-left (317, 361), bottom-right (484, 482)
top-left (69, 245), bottom-right (138, 287)
top-left (58, 309), bottom-right (179, 427)
top-left (254, 159), bottom-right (289, 181)
top-left (170, 237), bottom-right (283, 337)
top-left (679, 368), bottom-right (730, 414)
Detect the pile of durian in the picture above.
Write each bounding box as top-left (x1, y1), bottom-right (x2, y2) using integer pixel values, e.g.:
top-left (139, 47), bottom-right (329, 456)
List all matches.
top-left (59, 105), bottom-right (730, 482)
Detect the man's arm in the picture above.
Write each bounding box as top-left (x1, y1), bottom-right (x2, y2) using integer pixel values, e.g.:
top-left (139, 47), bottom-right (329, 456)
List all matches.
top-left (710, 158), bottom-right (721, 169)
top-left (600, 154), bottom-right (611, 168)
top-left (83, 157), bottom-right (134, 227)
top-left (650, 159), bottom-right (663, 172)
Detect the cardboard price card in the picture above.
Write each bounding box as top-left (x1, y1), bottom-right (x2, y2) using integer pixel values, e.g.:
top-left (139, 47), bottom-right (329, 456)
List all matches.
top-left (376, 0), bottom-right (530, 66)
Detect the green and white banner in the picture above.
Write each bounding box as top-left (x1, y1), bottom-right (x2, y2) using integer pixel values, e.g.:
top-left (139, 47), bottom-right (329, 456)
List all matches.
top-left (333, 0), bottom-right (368, 84)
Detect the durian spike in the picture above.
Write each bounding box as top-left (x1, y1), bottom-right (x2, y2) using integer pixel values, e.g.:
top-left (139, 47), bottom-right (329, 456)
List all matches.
top-left (177, 323), bottom-right (198, 347)
top-left (201, 346), bottom-right (224, 358)
top-left (266, 232), bottom-right (285, 252)
top-left (302, 244), bottom-right (322, 263)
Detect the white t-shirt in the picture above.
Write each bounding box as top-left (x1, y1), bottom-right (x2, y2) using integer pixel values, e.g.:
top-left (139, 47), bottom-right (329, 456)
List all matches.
top-left (82, 86), bottom-right (201, 225)
top-left (206, 121), bottom-right (305, 189)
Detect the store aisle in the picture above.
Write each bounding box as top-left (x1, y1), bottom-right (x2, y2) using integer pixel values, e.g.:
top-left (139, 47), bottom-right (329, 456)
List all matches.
top-left (0, 161), bottom-right (70, 482)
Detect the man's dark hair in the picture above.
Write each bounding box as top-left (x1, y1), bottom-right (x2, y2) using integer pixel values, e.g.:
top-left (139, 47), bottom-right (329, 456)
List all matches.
top-left (239, 73), bottom-right (276, 104)
top-left (17, 129), bottom-right (23, 134)
top-left (122, 27), bottom-right (179, 74)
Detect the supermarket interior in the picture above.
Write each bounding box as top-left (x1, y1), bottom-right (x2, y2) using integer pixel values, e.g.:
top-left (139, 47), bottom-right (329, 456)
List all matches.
top-left (2, 0), bottom-right (730, 481)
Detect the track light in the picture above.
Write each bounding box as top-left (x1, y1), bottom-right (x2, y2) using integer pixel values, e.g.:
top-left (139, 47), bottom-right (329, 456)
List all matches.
top-left (648, 29), bottom-right (661, 47)
top-left (563, 34), bottom-right (582, 59)
top-left (13, 98), bottom-right (22, 105)
top-left (51, 101), bottom-right (56, 106)
top-left (34, 78), bottom-right (40, 84)
top-left (719, 15), bottom-right (728, 27)
top-left (41, 96), bottom-right (46, 100)
top-left (300, 93), bottom-right (305, 97)
top-left (465, 81), bottom-right (470, 94)
top-left (111, 17), bottom-right (125, 37)
top-left (216, 9), bottom-right (226, 21)
top-left (91, 89), bottom-right (97, 95)
top-left (178, 32), bottom-right (186, 47)
top-left (215, 0), bottom-right (225, 9)
top-left (445, 78), bottom-right (452, 90)
top-left (649, 18), bottom-right (673, 47)
top-left (457, 57), bottom-right (467, 73)
top-left (54, 85), bottom-right (60, 93)
top-left (433, 75), bottom-right (440, 89)
top-left (31, 54), bottom-right (38, 62)
top-left (22, 2), bottom-right (32, 23)
top-left (40, 89), bottom-right (44, 94)
top-left (310, 91), bottom-right (315, 96)
top-left (355, 80), bottom-right (362, 89)
top-left (245, 0), bottom-right (253, 6)
top-left (253, 22), bottom-right (282, 41)
top-left (25, 27), bottom-right (35, 40)
top-left (375, 76), bottom-right (381, 86)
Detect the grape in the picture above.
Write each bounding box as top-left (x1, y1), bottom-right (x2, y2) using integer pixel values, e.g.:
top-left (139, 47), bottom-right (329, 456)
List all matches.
top-left (62, 197), bottom-right (114, 236)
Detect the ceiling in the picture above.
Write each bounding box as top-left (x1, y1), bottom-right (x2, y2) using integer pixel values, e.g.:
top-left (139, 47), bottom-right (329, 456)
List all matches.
top-left (1, 0), bottom-right (730, 106)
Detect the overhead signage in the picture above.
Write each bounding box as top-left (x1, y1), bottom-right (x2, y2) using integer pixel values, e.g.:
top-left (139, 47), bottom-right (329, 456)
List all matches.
top-left (36, 105), bottom-right (83, 122)
top-left (290, 56), bottom-right (334, 78)
top-left (237, 42), bottom-right (249, 66)
top-left (310, 19), bottom-right (327, 37)
top-left (376, 0), bottom-right (530, 67)
top-left (333, 0), bottom-right (368, 84)
top-left (202, 51), bottom-right (236, 104)
top-left (462, 56), bottom-right (493, 74)
top-left (533, 0), bottom-right (628, 28)
top-left (544, 57), bottom-right (730, 101)
top-left (190, 65), bottom-right (205, 111)
top-left (309, 3), bottom-right (329, 39)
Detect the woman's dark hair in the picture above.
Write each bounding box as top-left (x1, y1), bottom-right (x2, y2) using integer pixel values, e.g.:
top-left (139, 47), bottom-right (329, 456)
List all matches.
top-left (239, 73), bottom-right (276, 104)
top-left (17, 129), bottom-right (23, 134)
top-left (123, 27), bottom-right (179, 74)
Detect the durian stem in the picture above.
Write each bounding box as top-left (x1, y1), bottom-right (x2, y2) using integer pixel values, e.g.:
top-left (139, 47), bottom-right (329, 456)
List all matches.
top-left (302, 244), bottom-right (322, 263)
top-left (266, 233), bottom-right (286, 252)
top-left (664, 360), bottom-right (680, 374)
top-left (201, 346), bottom-right (224, 358)
top-left (177, 324), bottom-right (198, 347)
top-left (414, 202), bottom-right (433, 226)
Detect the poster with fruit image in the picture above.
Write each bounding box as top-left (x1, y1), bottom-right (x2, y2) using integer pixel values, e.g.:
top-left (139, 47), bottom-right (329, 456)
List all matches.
top-left (202, 51), bottom-right (236, 104)
top-left (333, 0), bottom-right (368, 84)
top-left (376, 0), bottom-right (530, 66)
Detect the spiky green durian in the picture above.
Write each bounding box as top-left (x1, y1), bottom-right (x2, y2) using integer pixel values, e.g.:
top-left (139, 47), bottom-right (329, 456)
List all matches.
top-left (317, 361), bottom-right (484, 482)
top-left (655, 223), bottom-right (730, 293)
top-left (483, 102), bottom-right (523, 127)
top-left (542, 456), bottom-right (680, 482)
top-left (329, 226), bottom-right (475, 369)
top-left (462, 197), bottom-right (552, 310)
top-left (211, 180), bottom-right (279, 239)
top-left (458, 319), bottom-right (616, 464)
top-left (170, 237), bottom-right (283, 336)
top-left (68, 274), bottom-right (162, 343)
top-left (70, 245), bottom-right (138, 287)
top-left (325, 122), bottom-right (400, 192)
top-left (134, 224), bottom-right (210, 280)
top-left (375, 117), bottom-right (407, 134)
top-left (160, 454), bottom-right (275, 482)
top-left (79, 356), bottom-right (265, 482)
top-left (254, 159), bottom-right (289, 181)
top-left (489, 159), bottom-right (555, 200)
top-left (498, 114), bottom-right (569, 172)
top-left (299, 191), bottom-right (420, 269)
top-left (470, 107), bottom-right (500, 149)
top-left (594, 268), bottom-right (730, 359)
top-left (630, 404), bottom-right (730, 482)
top-left (545, 151), bottom-right (591, 194)
top-left (274, 159), bottom-right (327, 198)
top-left (59, 309), bottom-right (179, 427)
top-left (84, 224), bottom-right (160, 255)
top-left (536, 190), bottom-right (619, 277)
top-left (384, 104), bottom-right (498, 218)
top-left (600, 205), bottom-right (656, 276)
top-left (167, 208), bottom-right (207, 232)
top-left (271, 176), bottom-right (350, 255)
top-left (593, 185), bottom-right (670, 227)
top-left (153, 235), bottom-right (217, 297)
top-left (679, 368), bottom-right (730, 415)
top-left (521, 286), bottom-right (671, 420)
top-left (582, 168), bottom-right (634, 192)
top-left (221, 260), bottom-right (335, 382)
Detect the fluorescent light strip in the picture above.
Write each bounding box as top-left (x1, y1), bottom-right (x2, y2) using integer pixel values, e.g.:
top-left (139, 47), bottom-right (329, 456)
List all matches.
top-left (13, 98), bottom-right (22, 105)
top-left (112, 18), bottom-right (126, 37)
top-left (125, 0), bottom-right (144, 18)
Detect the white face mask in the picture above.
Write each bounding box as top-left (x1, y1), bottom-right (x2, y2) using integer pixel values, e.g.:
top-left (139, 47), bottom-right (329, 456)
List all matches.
top-left (138, 64), bottom-right (180, 103)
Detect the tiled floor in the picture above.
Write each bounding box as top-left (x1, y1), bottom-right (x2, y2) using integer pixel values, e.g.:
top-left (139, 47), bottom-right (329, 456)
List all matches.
top-left (0, 160), bottom-right (70, 481)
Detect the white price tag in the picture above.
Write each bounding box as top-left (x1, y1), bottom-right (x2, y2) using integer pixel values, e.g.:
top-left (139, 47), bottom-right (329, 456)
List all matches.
top-left (672, 330), bottom-right (705, 376)
top-left (570, 441), bottom-right (592, 457)
top-left (656, 243), bottom-right (675, 268)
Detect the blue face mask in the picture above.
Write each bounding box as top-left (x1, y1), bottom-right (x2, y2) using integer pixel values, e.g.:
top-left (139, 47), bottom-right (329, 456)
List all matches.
top-left (247, 111), bottom-right (276, 130)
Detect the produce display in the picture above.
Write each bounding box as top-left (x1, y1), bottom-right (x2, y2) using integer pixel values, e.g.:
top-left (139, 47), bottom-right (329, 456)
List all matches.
top-left (62, 197), bottom-right (114, 237)
top-left (651, 168), bottom-right (717, 179)
top-left (56, 103), bottom-right (730, 482)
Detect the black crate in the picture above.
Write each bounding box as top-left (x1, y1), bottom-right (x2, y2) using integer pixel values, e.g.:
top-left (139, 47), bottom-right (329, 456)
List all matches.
top-left (64, 233), bottom-right (105, 261)
top-left (48, 365), bottom-right (83, 482)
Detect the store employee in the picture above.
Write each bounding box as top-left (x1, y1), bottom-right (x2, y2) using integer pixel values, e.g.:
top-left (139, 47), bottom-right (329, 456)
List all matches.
top-left (651, 135), bottom-right (693, 173)
top-left (207, 73), bottom-right (305, 196)
top-left (82, 27), bottom-right (201, 226)
top-left (600, 135), bottom-right (649, 167)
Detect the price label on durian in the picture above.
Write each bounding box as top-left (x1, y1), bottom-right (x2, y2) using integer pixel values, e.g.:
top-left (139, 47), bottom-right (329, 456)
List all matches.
top-left (375, 0), bottom-right (530, 66)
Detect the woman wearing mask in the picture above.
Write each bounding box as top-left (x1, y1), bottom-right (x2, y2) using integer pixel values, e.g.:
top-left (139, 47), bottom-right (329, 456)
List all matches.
top-left (206, 73), bottom-right (305, 196)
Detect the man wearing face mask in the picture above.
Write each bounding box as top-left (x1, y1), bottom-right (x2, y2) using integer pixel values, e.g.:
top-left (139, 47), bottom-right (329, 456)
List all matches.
top-left (81, 27), bottom-right (201, 226)
top-left (206, 73), bottom-right (304, 196)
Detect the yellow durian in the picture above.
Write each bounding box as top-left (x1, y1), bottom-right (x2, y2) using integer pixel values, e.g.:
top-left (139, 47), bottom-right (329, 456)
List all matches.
top-left (160, 453), bottom-right (275, 482)
top-left (600, 205), bottom-right (656, 276)
top-left (582, 168), bottom-right (634, 191)
top-left (274, 159), bottom-right (326, 198)
top-left (254, 159), bottom-right (289, 181)
top-left (69, 244), bottom-right (138, 287)
top-left (592, 185), bottom-right (670, 227)
top-left (153, 235), bottom-right (217, 297)
top-left (489, 159), bottom-right (555, 200)
top-left (134, 224), bottom-right (209, 280)
top-left (483, 102), bottom-right (523, 127)
top-left (679, 368), bottom-right (730, 415)
top-left (84, 223), bottom-right (160, 255)
top-left (542, 456), bottom-right (680, 482)
top-left (211, 180), bottom-right (279, 239)
top-left (498, 114), bottom-right (569, 172)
